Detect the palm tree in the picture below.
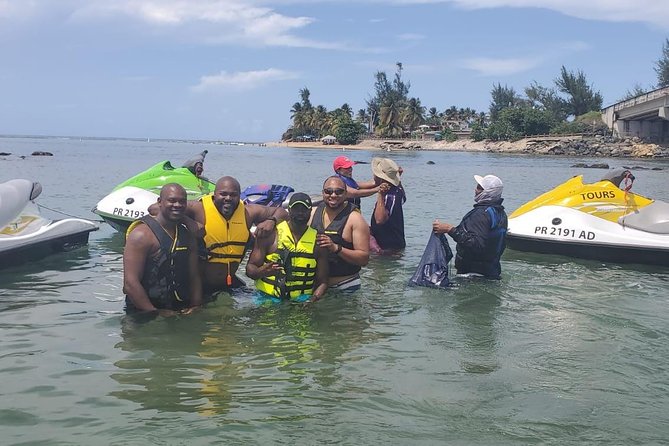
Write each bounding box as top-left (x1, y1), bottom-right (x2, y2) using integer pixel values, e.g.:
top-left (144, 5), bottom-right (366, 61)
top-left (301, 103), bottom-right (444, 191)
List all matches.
top-left (427, 107), bottom-right (440, 127)
top-left (402, 97), bottom-right (425, 131)
top-left (378, 97), bottom-right (404, 137)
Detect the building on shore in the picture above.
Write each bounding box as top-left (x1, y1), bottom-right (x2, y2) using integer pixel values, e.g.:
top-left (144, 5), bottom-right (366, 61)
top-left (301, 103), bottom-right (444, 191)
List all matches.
top-left (602, 86), bottom-right (669, 144)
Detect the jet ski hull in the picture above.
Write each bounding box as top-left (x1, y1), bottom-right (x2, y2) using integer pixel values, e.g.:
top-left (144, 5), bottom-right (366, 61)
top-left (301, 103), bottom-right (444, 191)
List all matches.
top-left (507, 175), bottom-right (669, 266)
top-left (0, 218), bottom-right (99, 269)
top-left (507, 233), bottom-right (669, 265)
top-left (92, 160), bottom-right (215, 232)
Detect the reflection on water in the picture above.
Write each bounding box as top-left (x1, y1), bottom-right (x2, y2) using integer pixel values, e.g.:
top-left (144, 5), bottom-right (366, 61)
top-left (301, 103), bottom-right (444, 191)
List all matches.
top-left (110, 296), bottom-right (372, 419)
top-left (451, 282), bottom-right (501, 375)
top-left (111, 313), bottom-right (213, 414)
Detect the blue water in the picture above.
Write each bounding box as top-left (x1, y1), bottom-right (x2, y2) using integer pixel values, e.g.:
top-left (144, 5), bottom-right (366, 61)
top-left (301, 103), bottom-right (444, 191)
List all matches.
top-left (1, 136), bottom-right (668, 444)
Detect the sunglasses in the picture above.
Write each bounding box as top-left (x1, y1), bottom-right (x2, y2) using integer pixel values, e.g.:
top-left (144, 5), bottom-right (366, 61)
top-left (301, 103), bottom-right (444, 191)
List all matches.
top-left (323, 188), bottom-right (345, 196)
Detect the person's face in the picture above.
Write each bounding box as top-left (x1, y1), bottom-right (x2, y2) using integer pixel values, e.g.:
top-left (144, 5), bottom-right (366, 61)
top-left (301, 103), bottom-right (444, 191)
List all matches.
top-left (213, 181), bottom-right (240, 219)
top-left (195, 163), bottom-right (203, 176)
top-left (337, 166), bottom-right (353, 178)
top-left (158, 188), bottom-right (187, 222)
top-left (289, 204), bottom-right (311, 225)
top-left (475, 183), bottom-right (484, 198)
top-left (322, 179), bottom-right (347, 209)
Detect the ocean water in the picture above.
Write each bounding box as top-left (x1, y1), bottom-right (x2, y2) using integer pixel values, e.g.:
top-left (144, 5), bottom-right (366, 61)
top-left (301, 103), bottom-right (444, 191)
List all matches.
top-left (1, 136), bottom-right (668, 445)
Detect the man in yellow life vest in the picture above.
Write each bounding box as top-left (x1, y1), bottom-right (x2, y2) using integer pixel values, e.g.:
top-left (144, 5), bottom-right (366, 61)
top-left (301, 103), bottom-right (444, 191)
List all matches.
top-left (246, 193), bottom-right (329, 304)
top-left (152, 176), bottom-right (288, 293)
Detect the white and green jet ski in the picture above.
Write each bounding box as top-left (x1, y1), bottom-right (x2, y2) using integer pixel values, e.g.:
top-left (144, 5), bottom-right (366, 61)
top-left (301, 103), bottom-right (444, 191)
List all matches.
top-left (93, 151), bottom-right (215, 232)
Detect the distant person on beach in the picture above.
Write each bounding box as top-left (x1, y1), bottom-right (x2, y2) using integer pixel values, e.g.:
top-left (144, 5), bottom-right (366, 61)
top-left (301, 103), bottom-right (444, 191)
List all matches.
top-left (123, 183), bottom-right (202, 314)
top-left (369, 157), bottom-right (406, 253)
top-left (332, 156), bottom-right (380, 209)
top-left (310, 176), bottom-right (370, 292)
top-left (148, 176), bottom-right (288, 294)
top-left (432, 174), bottom-right (507, 279)
top-left (246, 193), bottom-right (329, 304)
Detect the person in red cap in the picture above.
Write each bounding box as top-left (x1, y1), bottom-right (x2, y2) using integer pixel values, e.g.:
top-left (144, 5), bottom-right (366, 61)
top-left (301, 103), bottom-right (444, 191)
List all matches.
top-left (332, 156), bottom-right (380, 210)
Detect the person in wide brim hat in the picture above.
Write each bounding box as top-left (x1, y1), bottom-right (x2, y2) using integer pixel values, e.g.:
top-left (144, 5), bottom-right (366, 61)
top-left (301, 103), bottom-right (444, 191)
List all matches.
top-left (369, 157), bottom-right (406, 253)
top-left (371, 157), bottom-right (401, 187)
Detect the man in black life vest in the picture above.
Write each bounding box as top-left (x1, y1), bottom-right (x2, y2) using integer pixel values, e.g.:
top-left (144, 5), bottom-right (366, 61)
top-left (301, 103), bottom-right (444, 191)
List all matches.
top-left (310, 176), bottom-right (370, 292)
top-left (123, 183), bottom-right (202, 315)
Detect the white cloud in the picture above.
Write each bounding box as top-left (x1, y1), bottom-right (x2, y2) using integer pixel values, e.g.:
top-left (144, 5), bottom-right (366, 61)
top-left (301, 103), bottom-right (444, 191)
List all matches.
top-left (0, 0), bottom-right (341, 49)
top-left (397, 33), bottom-right (425, 41)
top-left (191, 68), bottom-right (299, 93)
top-left (460, 56), bottom-right (541, 76)
top-left (383, 0), bottom-right (669, 29)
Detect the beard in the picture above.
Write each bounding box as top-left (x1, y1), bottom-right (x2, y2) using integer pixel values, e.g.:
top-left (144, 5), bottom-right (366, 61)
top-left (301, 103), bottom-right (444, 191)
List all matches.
top-left (291, 214), bottom-right (310, 225)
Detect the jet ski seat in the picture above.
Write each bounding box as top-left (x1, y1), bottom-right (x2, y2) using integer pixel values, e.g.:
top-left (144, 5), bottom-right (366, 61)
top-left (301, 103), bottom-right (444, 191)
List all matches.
top-left (619, 200), bottom-right (669, 234)
top-left (0, 179), bottom-right (42, 229)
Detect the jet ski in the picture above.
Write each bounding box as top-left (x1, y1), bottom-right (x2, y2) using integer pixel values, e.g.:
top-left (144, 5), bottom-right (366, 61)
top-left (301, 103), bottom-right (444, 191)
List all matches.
top-left (0, 179), bottom-right (99, 269)
top-left (506, 169), bottom-right (669, 265)
top-left (93, 151), bottom-right (215, 231)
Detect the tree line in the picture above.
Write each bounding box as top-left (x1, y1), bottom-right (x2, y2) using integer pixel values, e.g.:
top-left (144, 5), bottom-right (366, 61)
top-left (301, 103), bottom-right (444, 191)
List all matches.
top-left (283, 38), bottom-right (669, 144)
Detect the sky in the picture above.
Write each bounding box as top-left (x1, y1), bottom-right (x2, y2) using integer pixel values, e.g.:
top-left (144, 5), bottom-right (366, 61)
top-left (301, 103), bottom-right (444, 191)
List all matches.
top-left (0, 0), bottom-right (667, 142)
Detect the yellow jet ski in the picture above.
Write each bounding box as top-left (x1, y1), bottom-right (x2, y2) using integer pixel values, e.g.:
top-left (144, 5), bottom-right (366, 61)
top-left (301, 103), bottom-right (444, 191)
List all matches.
top-left (506, 169), bottom-right (669, 265)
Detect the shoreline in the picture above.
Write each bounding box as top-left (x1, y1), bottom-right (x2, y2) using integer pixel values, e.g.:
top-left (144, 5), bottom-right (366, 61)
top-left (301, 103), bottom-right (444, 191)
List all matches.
top-left (269, 136), bottom-right (669, 159)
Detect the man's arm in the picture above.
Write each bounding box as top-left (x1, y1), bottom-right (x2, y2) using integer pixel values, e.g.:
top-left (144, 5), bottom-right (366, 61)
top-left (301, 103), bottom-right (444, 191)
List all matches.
top-left (247, 203), bottom-right (289, 238)
top-left (122, 226), bottom-right (157, 312)
top-left (448, 211), bottom-right (489, 254)
top-left (310, 245), bottom-right (329, 302)
top-left (345, 211), bottom-right (370, 266)
top-left (356, 179), bottom-right (377, 190)
top-left (245, 233), bottom-right (281, 279)
top-left (372, 184), bottom-right (392, 225)
top-left (345, 185), bottom-right (380, 199)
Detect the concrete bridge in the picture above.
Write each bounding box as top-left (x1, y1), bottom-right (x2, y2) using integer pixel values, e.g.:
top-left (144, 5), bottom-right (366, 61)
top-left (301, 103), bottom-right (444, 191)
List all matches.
top-left (602, 86), bottom-right (669, 143)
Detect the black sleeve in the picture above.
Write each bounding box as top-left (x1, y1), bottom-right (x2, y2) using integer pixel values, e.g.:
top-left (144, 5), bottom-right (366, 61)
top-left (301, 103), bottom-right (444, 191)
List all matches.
top-left (448, 209), bottom-right (490, 254)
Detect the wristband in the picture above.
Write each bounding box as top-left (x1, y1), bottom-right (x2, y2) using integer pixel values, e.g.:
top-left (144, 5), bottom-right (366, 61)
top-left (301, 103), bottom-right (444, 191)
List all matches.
top-left (335, 244), bottom-right (343, 254)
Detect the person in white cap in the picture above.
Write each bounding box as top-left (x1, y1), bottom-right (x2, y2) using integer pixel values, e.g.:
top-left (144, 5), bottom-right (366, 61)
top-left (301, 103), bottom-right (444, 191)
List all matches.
top-left (433, 174), bottom-right (507, 279)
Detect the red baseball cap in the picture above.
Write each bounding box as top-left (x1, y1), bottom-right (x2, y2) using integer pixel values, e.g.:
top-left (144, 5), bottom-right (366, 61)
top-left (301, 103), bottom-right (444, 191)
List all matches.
top-left (333, 156), bottom-right (355, 171)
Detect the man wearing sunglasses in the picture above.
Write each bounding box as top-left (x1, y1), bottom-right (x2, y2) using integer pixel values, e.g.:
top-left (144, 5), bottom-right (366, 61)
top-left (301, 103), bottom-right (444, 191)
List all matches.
top-left (432, 174), bottom-right (507, 279)
top-left (310, 176), bottom-right (370, 292)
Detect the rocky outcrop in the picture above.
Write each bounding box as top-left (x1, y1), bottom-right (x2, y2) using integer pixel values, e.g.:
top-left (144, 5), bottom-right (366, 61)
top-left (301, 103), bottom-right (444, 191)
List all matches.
top-left (489, 136), bottom-right (669, 158)
top-left (31, 151), bottom-right (54, 156)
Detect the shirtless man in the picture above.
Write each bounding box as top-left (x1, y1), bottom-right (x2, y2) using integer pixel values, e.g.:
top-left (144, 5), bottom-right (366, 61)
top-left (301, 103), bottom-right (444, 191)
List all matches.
top-left (310, 176), bottom-right (370, 292)
top-left (151, 176), bottom-right (288, 293)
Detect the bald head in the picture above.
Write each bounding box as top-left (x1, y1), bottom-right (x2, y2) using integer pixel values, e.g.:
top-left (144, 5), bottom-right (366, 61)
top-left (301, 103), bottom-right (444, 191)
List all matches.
top-left (215, 176), bottom-right (241, 194)
top-left (323, 175), bottom-right (346, 189)
top-left (160, 183), bottom-right (187, 199)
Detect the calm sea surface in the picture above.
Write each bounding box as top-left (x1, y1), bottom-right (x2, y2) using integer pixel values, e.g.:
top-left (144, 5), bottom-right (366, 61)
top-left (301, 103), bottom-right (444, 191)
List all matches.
top-left (1, 136), bottom-right (668, 445)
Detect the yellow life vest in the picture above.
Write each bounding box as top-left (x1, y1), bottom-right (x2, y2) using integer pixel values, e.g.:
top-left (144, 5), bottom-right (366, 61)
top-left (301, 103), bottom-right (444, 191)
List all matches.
top-left (256, 221), bottom-right (318, 300)
top-left (202, 195), bottom-right (249, 264)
